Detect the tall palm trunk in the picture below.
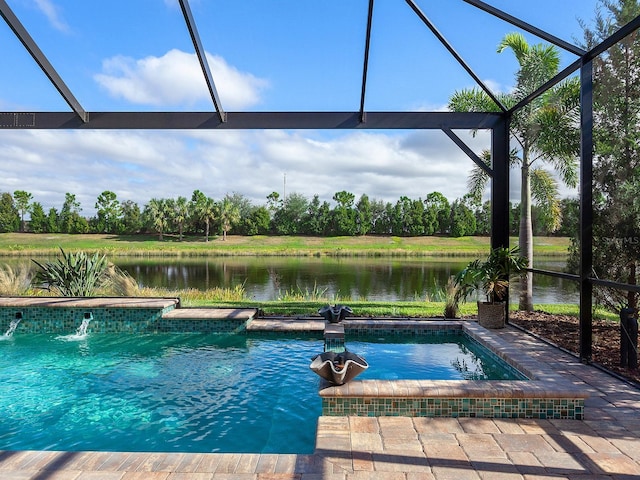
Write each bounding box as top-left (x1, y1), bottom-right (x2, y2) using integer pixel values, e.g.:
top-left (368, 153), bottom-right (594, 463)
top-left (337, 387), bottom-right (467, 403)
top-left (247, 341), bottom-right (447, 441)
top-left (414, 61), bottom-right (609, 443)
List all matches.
top-left (519, 159), bottom-right (534, 311)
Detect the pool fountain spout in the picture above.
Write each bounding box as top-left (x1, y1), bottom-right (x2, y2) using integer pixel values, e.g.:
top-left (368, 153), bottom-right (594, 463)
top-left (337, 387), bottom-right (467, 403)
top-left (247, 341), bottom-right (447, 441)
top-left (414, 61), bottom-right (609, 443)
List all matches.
top-left (76, 312), bottom-right (93, 336)
top-left (2, 312), bottom-right (22, 338)
top-left (318, 304), bottom-right (352, 323)
top-left (310, 350), bottom-right (368, 385)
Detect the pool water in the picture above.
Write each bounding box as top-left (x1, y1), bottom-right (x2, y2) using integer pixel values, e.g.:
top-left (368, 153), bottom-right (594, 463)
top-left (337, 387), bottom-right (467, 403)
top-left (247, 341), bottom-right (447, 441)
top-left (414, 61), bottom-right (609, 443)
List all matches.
top-left (0, 332), bottom-right (524, 453)
top-left (0, 334), bottom-right (323, 454)
top-left (350, 335), bottom-right (527, 381)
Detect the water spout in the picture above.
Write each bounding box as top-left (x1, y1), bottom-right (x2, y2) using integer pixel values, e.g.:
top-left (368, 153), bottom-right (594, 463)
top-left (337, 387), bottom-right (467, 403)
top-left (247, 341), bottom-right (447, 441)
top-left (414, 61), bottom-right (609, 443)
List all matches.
top-left (57, 312), bottom-right (93, 341)
top-left (2, 312), bottom-right (22, 338)
top-left (75, 312), bottom-right (93, 336)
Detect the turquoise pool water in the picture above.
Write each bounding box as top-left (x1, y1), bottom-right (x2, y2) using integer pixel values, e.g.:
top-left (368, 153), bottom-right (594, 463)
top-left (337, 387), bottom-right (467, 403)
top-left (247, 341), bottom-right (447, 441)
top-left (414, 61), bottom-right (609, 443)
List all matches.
top-left (351, 334), bottom-right (527, 381)
top-left (0, 332), bottom-right (524, 453)
top-left (0, 334), bottom-right (322, 454)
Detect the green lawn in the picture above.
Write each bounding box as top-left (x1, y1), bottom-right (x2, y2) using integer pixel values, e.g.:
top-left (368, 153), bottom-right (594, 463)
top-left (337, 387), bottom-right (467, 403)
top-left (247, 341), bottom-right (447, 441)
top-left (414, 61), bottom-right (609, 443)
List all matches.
top-left (0, 233), bottom-right (571, 257)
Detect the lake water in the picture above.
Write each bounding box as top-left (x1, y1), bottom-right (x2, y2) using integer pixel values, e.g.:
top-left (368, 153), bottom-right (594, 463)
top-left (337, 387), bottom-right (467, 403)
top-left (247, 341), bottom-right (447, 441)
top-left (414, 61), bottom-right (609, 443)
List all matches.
top-left (113, 256), bottom-right (577, 304)
top-left (2, 256), bottom-right (576, 303)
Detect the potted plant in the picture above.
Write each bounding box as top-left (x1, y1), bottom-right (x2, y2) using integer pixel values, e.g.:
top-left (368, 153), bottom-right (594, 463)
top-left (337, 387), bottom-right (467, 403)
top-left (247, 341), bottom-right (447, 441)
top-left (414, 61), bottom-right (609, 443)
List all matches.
top-left (453, 246), bottom-right (528, 328)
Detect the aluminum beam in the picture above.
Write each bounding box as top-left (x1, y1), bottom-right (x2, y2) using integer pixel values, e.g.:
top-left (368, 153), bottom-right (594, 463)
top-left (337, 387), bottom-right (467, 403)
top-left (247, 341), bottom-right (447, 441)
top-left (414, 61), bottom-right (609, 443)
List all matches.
top-left (0, 0), bottom-right (87, 122)
top-left (490, 116), bottom-right (510, 251)
top-left (442, 128), bottom-right (493, 176)
top-left (359, 0), bottom-right (375, 123)
top-left (405, 0), bottom-right (507, 113)
top-left (178, 0), bottom-right (226, 122)
top-left (0, 111), bottom-right (503, 130)
top-left (584, 14), bottom-right (640, 62)
top-left (491, 116), bottom-right (511, 323)
top-left (579, 60), bottom-right (594, 363)
top-left (464, 0), bottom-right (585, 56)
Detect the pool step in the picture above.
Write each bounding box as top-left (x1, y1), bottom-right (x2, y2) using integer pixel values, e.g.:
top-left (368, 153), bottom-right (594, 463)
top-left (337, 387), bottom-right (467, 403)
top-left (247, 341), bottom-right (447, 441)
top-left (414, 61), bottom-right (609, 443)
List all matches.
top-left (162, 308), bottom-right (257, 320)
top-left (158, 308), bottom-right (258, 333)
top-left (247, 317), bottom-right (325, 332)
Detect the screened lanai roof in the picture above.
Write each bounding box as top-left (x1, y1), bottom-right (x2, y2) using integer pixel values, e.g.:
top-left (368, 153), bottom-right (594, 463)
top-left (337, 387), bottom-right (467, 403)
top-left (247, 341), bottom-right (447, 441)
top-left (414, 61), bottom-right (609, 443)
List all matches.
top-left (2, 0), bottom-right (640, 362)
top-left (1, 0), bottom-right (594, 119)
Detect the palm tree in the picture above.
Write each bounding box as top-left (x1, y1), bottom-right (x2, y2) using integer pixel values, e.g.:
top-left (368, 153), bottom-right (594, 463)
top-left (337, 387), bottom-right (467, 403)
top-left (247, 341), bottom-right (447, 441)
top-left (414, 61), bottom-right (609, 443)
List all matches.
top-left (449, 32), bottom-right (580, 311)
top-left (219, 196), bottom-right (240, 241)
top-left (173, 196), bottom-right (189, 241)
top-left (145, 198), bottom-right (169, 241)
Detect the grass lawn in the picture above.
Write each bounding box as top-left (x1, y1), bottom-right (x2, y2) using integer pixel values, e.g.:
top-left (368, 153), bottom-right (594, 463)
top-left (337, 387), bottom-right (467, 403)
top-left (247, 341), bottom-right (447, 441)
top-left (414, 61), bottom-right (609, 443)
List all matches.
top-left (0, 233), bottom-right (571, 257)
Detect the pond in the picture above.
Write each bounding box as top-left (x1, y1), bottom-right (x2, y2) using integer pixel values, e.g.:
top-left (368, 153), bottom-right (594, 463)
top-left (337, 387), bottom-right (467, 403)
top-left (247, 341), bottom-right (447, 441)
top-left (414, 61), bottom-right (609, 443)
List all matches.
top-left (112, 256), bottom-right (576, 304)
top-left (2, 256), bottom-right (576, 303)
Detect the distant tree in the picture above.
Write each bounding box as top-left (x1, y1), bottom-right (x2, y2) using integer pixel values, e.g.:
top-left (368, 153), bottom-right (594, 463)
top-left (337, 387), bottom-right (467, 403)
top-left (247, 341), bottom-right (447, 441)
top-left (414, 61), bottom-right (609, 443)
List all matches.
top-left (245, 206), bottom-right (271, 235)
top-left (171, 196), bottom-right (189, 241)
top-left (0, 193), bottom-right (19, 232)
top-left (225, 193), bottom-right (254, 235)
top-left (302, 195), bottom-right (327, 235)
top-left (59, 193), bottom-right (88, 234)
top-left (556, 197), bottom-right (579, 237)
top-left (190, 190), bottom-right (218, 241)
top-left (449, 197), bottom-right (476, 237)
top-left (46, 208), bottom-right (59, 233)
top-left (331, 191), bottom-right (356, 236)
top-left (474, 200), bottom-right (492, 236)
top-left (13, 190), bottom-right (32, 233)
top-left (120, 200), bottom-right (142, 234)
top-left (274, 192), bottom-right (308, 235)
top-left (95, 190), bottom-right (122, 234)
top-left (391, 196), bottom-right (413, 236)
top-left (370, 199), bottom-right (391, 234)
top-left (424, 192), bottom-right (450, 234)
top-left (355, 194), bottom-right (373, 236)
top-left (408, 199), bottom-right (426, 236)
top-left (29, 202), bottom-right (47, 233)
top-left (219, 195), bottom-right (241, 240)
top-left (144, 198), bottom-right (169, 241)
top-left (266, 191), bottom-right (282, 214)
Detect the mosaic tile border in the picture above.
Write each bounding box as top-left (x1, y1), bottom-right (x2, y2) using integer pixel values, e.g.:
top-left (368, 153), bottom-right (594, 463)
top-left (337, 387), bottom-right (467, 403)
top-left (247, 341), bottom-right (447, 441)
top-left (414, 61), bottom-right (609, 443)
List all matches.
top-left (0, 306), bottom-right (175, 334)
top-left (322, 396), bottom-right (585, 419)
top-left (0, 307), bottom-right (260, 334)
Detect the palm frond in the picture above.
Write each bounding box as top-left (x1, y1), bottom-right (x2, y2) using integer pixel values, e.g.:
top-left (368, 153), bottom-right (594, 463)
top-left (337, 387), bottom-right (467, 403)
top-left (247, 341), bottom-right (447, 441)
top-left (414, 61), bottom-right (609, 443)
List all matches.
top-left (466, 150), bottom-right (492, 201)
top-left (531, 169), bottom-right (562, 232)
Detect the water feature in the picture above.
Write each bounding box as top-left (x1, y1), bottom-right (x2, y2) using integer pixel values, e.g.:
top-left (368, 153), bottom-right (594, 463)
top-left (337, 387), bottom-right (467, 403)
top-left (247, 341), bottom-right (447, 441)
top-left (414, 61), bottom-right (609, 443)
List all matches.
top-left (1, 312), bottom-right (22, 339)
top-left (57, 312), bottom-right (93, 341)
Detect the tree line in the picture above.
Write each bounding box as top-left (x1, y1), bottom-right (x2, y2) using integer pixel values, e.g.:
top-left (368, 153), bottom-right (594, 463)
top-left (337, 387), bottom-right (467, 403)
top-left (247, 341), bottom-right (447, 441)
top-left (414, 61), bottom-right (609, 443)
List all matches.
top-left (0, 188), bottom-right (578, 240)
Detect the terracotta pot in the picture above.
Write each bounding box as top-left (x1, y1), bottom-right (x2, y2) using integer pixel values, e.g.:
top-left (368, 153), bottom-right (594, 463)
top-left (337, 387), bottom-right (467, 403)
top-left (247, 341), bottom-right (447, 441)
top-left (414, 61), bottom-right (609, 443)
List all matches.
top-left (477, 301), bottom-right (506, 329)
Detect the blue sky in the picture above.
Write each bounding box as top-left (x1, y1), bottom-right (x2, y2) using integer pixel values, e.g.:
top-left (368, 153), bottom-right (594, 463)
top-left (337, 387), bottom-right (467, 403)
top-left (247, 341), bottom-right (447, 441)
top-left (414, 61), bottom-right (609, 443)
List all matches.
top-left (0, 0), bottom-right (600, 216)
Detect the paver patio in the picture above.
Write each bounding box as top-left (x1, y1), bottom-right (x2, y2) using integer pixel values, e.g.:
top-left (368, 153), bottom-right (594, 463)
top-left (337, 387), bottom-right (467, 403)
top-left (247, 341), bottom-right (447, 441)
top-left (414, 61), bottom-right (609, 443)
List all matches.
top-left (1, 324), bottom-right (639, 479)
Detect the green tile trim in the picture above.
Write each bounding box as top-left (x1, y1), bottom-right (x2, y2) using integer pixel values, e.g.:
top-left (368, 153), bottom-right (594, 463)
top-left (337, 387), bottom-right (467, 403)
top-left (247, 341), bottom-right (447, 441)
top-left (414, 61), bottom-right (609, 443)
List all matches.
top-left (322, 397), bottom-right (584, 420)
top-left (0, 306), bottom-right (250, 334)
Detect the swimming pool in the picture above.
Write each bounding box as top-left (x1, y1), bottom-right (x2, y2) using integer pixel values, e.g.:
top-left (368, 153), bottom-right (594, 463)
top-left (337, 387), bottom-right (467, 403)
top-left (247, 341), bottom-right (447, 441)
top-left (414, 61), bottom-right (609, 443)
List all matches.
top-left (0, 331), bottom-right (523, 453)
top-left (0, 334), bottom-right (322, 454)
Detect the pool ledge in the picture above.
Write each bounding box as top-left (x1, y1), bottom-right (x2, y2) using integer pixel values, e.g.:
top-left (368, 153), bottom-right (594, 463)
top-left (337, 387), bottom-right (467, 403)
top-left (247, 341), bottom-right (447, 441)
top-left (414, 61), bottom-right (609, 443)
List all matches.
top-left (319, 320), bottom-right (589, 419)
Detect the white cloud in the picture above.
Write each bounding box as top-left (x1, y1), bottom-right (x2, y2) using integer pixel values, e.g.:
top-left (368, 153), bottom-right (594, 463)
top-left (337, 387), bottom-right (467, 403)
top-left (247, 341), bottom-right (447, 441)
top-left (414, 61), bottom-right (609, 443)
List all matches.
top-left (0, 128), bottom-right (484, 217)
top-left (34, 0), bottom-right (69, 33)
top-left (94, 49), bottom-right (268, 109)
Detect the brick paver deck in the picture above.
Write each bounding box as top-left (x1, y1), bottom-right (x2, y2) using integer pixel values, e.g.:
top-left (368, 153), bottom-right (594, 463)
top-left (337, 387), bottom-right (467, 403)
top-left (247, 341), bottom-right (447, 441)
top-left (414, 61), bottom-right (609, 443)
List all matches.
top-left (1, 324), bottom-right (639, 479)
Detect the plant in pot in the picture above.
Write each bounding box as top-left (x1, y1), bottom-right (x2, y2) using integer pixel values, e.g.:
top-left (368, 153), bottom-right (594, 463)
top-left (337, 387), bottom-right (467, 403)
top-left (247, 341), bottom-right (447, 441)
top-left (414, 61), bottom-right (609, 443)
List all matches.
top-left (453, 246), bottom-right (528, 328)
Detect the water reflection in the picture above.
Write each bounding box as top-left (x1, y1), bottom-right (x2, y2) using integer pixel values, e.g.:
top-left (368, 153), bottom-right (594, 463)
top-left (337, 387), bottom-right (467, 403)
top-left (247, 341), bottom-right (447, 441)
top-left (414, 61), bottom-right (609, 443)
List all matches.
top-left (2, 256), bottom-right (577, 303)
top-left (114, 256), bottom-right (577, 303)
